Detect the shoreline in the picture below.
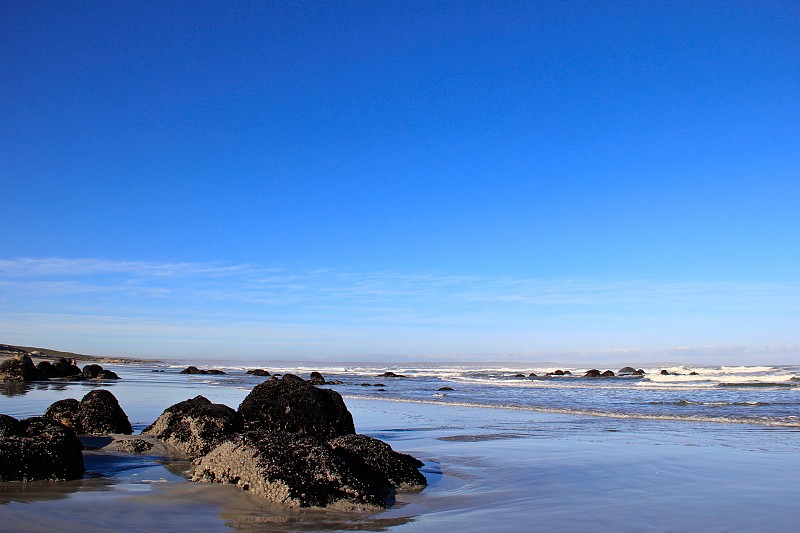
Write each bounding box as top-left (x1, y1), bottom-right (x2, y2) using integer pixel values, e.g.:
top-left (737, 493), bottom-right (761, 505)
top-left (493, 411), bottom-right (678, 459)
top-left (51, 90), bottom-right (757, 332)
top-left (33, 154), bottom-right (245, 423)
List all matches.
top-left (0, 344), bottom-right (157, 364)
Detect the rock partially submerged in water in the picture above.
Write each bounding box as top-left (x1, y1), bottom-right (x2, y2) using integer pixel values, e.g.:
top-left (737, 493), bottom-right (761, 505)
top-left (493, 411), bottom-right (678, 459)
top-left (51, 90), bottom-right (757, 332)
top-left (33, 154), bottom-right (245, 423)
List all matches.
top-left (584, 369), bottom-right (602, 377)
top-left (1, 353), bottom-right (119, 382)
top-left (44, 390), bottom-right (132, 435)
top-left (81, 364), bottom-right (120, 380)
top-left (238, 374), bottom-right (355, 439)
top-left (142, 395), bottom-right (242, 458)
top-left (193, 430), bottom-right (394, 509)
top-left (0, 354), bottom-right (39, 381)
top-left (179, 366), bottom-right (226, 375)
top-left (0, 415), bottom-right (84, 481)
top-left (378, 371), bottom-right (405, 378)
top-left (327, 434), bottom-right (427, 491)
top-left (246, 368), bottom-right (270, 376)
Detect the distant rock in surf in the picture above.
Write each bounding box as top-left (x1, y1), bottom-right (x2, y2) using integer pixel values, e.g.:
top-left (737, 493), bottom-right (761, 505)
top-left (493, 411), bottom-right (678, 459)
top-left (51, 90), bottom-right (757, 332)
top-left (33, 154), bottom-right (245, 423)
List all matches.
top-left (378, 371), bottom-right (405, 378)
top-left (584, 369), bottom-right (602, 377)
top-left (179, 366), bottom-right (226, 375)
top-left (246, 368), bottom-right (270, 376)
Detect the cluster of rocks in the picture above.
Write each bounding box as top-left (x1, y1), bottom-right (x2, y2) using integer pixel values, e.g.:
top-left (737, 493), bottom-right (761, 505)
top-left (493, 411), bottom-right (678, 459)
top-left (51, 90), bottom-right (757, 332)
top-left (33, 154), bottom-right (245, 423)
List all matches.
top-left (179, 366), bottom-right (226, 375)
top-left (309, 371), bottom-right (343, 385)
top-left (583, 367), bottom-right (645, 377)
top-left (1, 375), bottom-right (426, 510)
top-left (660, 369), bottom-right (700, 376)
top-left (0, 353), bottom-right (120, 382)
top-left (144, 374), bottom-right (426, 509)
top-left (0, 389), bottom-right (133, 481)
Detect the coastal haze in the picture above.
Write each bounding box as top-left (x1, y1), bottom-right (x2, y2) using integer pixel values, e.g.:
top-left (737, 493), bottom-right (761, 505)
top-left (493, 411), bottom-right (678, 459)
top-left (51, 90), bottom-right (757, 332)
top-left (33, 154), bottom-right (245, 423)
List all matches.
top-left (2, 2), bottom-right (799, 532)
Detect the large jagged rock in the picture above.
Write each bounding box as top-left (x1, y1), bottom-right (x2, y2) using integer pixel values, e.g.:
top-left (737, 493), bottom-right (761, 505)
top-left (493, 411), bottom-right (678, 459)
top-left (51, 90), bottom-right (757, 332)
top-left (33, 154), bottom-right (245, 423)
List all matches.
top-left (77, 390), bottom-right (132, 434)
top-left (141, 395), bottom-right (242, 458)
top-left (327, 434), bottom-right (427, 490)
top-left (0, 415), bottom-right (84, 481)
top-left (238, 374), bottom-right (355, 440)
top-left (0, 354), bottom-right (39, 381)
top-left (82, 364), bottom-right (120, 380)
top-left (193, 430), bottom-right (393, 509)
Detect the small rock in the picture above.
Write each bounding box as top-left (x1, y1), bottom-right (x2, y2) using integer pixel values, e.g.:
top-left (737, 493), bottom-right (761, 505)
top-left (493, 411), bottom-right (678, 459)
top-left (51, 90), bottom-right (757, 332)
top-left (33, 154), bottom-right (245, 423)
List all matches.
top-left (246, 369), bottom-right (270, 376)
top-left (378, 371), bottom-right (405, 378)
top-left (309, 371), bottom-right (326, 385)
top-left (601, 370), bottom-right (615, 377)
top-left (437, 387), bottom-right (454, 391)
top-left (528, 372), bottom-right (537, 377)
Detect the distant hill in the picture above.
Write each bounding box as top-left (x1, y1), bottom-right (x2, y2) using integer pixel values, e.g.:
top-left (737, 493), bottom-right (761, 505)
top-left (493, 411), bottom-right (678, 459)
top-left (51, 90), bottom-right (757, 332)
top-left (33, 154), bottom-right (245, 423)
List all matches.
top-left (0, 343), bottom-right (149, 364)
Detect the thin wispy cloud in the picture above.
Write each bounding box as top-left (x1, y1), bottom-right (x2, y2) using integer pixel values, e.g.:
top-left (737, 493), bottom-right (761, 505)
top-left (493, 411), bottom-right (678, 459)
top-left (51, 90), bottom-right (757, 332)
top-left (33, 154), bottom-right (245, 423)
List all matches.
top-left (1, 257), bottom-right (799, 360)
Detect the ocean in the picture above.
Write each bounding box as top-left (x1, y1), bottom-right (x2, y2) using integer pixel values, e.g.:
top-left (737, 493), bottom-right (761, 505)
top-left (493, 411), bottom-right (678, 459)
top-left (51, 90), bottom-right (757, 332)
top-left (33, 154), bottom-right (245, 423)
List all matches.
top-left (1, 360), bottom-right (799, 531)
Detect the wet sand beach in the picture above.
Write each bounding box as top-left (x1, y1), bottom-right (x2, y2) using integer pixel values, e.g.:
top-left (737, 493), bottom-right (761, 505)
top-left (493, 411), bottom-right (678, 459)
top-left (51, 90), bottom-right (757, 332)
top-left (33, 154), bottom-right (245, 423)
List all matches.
top-left (2, 383), bottom-right (799, 532)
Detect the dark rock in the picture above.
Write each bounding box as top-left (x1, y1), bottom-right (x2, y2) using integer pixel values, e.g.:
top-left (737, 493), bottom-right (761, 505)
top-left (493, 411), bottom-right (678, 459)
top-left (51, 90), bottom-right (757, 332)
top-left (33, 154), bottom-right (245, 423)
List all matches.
top-left (563, 370), bottom-right (572, 375)
top-left (40, 358), bottom-right (82, 378)
top-left (238, 374), bottom-right (355, 440)
top-left (378, 371), bottom-right (405, 378)
top-left (194, 430), bottom-right (393, 509)
top-left (660, 369), bottom-right (670, 375)
top-left (513, 373), bottom-right (525, 378)
top-left (77, 389), bottom-right (133, 435)
top-left (437, 387), bottom-right (454, 391)
top-left (1, 354), bottom-right (39, 381)
top-left (361, 383), bottom-right (373, 386)
top-left (327, 434), bottom-right (426, 490)
top-left (142, 395), bottom-right (242, 458)
top-left (618, 367), bottom-right (637, 375)
top-left (326, 379), bottom-right (344, 385)
top-left (98, 369), bottom-right (120, 379)
top-left (180, 366), bottom-right (204, 374)
top-left (373, 383), bottom-right (385, 387)
top-left (528, 372), bottom-right (537, 377)
top-left (114, 438), bottom-right (154, 454)
top-left (246, 369), bottom-right (270, 376)
top-left (44, 398), bottom-right (81, 431)
top-left (151, 369), bottom-right (165, 372)
top-left (309, 371), bottom-right (326, 385)
top-left (584, 369), bottom-right (602, 377)
top-left (206, 369), bottom-right (226, 375)
top-left (601, 370), bottom-right (615, 377)
top-left (553, 370), bottom-right (565, 376)
top-left (82, 364), bottom-right (104, 379)
top-left (634, 369), bottom-right (646, 375)
top-left (0, 415), bottom-right (84, 481)
top-left (689, 371), bottom-right (699, 376)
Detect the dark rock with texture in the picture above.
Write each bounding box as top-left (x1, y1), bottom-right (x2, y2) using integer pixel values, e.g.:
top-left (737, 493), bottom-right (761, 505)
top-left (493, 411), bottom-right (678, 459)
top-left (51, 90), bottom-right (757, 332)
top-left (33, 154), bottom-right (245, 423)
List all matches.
top-left (584, 369), bottom-right (602, 377)
top-left (77, 389), bottom-right (132, 435)
top-left (309, 371), bottom-right (326, 385)
top-left (0, 415), bottom-right (84, 481)
top-left (528, 372), bottom-right (537, 377)
top-left (44, 398), bottom-right (81, 431)
top-left (1, 354), bottom-right (39, 381)
top-left (193, 430), bottom-right (393, 509)
top-left (246, 369), bottom-right (270, 376)
top-left (618, 367), bottom-right (637, 375)
top-left (142, 395), bottom-right (242, 458)
top-left (238, 374), bottom-right (355, 440)
top-left (634, 369), bottom-right (645, 375)
top-left (327, 434), bottom-right (427, 490)
top-left (378, 371), bottom-right (405, 378)
top-left (601, 370), bottom-right (615, 377)
top-left (180, 366), bottom-right (225, 375)
top-left (660, 369), bottom-right (670, 375)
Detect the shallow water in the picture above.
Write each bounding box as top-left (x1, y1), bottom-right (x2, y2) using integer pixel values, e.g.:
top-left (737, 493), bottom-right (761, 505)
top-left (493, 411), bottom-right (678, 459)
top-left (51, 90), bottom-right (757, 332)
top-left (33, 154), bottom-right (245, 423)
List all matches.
top-left (1, 361), bottom-right (799, 531)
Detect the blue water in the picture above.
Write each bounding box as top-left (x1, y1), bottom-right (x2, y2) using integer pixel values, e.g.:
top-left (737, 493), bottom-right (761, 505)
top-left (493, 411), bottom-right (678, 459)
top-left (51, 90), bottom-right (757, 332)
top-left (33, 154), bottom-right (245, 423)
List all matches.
top-left (6, 360), bottom-right (794, 428)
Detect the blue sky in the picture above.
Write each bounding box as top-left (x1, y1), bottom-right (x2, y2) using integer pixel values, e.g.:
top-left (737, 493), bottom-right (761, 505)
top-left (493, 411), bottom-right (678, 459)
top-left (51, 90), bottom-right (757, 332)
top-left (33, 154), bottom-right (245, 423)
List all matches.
top-left (1, 1), bottom-right (798, 363)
